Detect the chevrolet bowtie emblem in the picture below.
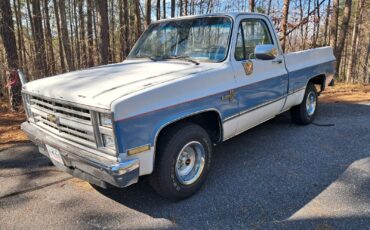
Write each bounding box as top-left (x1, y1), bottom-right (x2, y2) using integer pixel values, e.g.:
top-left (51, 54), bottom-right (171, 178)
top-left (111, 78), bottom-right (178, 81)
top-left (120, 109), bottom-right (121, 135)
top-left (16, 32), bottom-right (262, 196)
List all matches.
top-left (47, 114), bottom-right (57, 123)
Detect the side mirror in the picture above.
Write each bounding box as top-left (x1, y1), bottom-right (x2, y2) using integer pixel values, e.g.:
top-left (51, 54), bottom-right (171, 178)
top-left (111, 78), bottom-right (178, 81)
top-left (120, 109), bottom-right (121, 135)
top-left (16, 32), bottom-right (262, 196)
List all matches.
top-left (254, 44), bottom-right (278, 60)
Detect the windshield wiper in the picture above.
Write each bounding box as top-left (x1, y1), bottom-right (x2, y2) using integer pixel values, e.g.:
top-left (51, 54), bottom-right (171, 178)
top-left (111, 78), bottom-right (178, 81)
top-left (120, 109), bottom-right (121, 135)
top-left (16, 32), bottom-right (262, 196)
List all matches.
top-left (161, 55), bottom-right (200, 65)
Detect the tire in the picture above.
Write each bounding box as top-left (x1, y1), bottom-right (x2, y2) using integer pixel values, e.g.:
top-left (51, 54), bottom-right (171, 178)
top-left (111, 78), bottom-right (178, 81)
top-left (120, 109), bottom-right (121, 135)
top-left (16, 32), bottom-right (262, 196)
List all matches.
top-left (149, 122), bottom-right (212, 200)
top-left (290, 83), bottom-right (318, 125)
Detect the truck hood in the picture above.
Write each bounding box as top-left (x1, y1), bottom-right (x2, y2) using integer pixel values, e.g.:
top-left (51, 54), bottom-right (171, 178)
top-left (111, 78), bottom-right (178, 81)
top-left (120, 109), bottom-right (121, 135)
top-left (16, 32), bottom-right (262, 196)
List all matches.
top-left (23, 60), bottom-right (211, 109)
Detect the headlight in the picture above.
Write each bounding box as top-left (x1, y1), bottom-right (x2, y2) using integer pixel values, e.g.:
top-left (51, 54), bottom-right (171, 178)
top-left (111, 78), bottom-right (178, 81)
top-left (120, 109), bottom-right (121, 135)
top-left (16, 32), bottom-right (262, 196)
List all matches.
top-left (99, 113), bottom-right (112, 128)
top-left (22, 94), bottom-right (33, 120)
top-left (102, 134), bottom-right (115, 149)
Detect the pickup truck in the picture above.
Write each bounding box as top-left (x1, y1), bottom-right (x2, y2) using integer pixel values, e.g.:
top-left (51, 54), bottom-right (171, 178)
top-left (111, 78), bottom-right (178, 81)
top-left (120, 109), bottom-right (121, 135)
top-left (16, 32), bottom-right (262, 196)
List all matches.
top-left (21, 13), bottom-right (335, 200)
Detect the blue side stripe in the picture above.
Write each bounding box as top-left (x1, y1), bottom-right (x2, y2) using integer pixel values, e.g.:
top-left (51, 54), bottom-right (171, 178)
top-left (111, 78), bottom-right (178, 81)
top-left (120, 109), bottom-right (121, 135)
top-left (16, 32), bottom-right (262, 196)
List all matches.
top-left (114, 60), bottom-right (335, 153)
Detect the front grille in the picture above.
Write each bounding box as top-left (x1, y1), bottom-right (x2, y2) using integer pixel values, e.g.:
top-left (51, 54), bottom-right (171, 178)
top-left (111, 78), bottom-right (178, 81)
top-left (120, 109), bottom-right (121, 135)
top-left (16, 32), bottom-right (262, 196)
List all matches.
top-left (28, 95), bottom-right (96, 148)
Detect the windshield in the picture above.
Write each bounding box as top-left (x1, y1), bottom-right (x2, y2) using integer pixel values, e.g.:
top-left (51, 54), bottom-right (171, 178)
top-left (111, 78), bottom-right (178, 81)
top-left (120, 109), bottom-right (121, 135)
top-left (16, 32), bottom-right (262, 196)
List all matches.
top-left (128, 16), bottom-right (232, 63)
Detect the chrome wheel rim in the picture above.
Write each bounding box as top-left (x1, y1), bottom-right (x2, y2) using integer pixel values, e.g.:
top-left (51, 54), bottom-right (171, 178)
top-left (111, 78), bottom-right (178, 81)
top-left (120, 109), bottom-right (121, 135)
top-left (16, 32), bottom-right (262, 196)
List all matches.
top-left (306, 91), bottom-right (317, 116)
top-left (175, 141), bottom-right (205, 185)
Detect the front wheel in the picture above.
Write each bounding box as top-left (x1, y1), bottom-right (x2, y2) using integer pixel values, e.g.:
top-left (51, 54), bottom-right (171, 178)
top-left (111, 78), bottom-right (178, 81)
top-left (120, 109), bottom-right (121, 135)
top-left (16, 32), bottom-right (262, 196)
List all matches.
top-left (149, 123), bottom-right (212, 200)
top-left (290, 83), bottom-right (318, 125)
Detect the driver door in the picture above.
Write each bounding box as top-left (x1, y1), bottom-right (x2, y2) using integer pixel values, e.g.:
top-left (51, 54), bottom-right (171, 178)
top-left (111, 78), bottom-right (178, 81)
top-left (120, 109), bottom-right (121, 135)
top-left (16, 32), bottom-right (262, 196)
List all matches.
top-left (231, 16), bottom-right (288, 135)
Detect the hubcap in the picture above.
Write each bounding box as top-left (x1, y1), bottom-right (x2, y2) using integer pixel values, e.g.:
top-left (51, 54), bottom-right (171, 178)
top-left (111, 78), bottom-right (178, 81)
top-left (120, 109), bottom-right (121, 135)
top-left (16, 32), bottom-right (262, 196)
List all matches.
top-left (306, 91), bottom-right (317, 116)
top-left (175, 141), bottom-right (205, 185)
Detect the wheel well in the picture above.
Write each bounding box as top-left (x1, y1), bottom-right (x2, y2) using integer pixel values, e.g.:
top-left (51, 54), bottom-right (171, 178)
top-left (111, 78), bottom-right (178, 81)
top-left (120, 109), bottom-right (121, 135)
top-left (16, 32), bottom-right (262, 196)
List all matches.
top-left (156, 111), bottom-right (223, 148)
top-left (308, 74), bottom-right (326, 93)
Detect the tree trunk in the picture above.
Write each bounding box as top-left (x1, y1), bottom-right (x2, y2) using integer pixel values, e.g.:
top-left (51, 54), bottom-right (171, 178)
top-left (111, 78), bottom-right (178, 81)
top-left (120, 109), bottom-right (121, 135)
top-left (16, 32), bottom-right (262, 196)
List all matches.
top-left (119, 0), bottom-right (130, 60)
top-left (162, 0), bottom-right (166, 18)
top-left (156, 0), bottom-right (160, 20)
top-left (93, 2), bottom-right (99, 63)
top-left (123, 0), bottom-right (130, 56)
top-left (249, 0), bottom-right (255, 12)
top-left (171, 0), bottom-right (175, 17)
top-left (179, 0), bottom-right (183, 16)
top-left (267, 0), bottom-right (272, 15)
top-left (329, 0), bottom-right (339, 55)
top-left (363, 32), bottom-right (370, 83)
top-left (59, 0), bottom-right (75, 71)
top-left (16, 0), bottom-right (29, 74)
top-left (145, 0), bottom-right (151, 28)
top-left (184, 0), bottom-right (188, 15)
top-left (134, 0), bottom-right (142, 40)
top-left (0, 0), bottom-right (18, 69)
top-left (323, 0), bottom-right (331, 45)
top-left (78, 0), bottom-right (87, 68)
top-left (110, 0), bottom-right (115, 63)
top-left (43, 0), bottom-right (56, 75)
top-left (67, 0), bottom-right (75, 69)
top-left (299, 0), bottom-right (304, 49)
top-left (86, 0), bottom-right (94, 67)
top-left (280, 0), bottom-right (290, 52)
top-left (13, 0), bottom-right (23, 70)
top-left (73, 0), bottom-right (80, 68)
top-left (345, 0), bottom-right (365, 83)
top-left (97, 0), bottom-right (110, 65)
top-left (335, 0), bottom-right (352, 78)
top-left (304, 0), bottom-right (311, 50)
top-left (313, 0), bottom-right (321, 47)
top-left (52, 0), bottom-right (66, 72)
top-left (0, 0), bottom-right (20, 110)
top-left (31, 0), bottom-right (48, 77)
top-left (119, 0), bottom-right (124, 60)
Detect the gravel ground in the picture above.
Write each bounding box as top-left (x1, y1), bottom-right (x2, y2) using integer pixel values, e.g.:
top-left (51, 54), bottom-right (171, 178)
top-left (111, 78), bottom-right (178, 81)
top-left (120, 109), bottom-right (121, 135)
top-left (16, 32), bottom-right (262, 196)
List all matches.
top-left (1, 102), bottom-right (370, 230)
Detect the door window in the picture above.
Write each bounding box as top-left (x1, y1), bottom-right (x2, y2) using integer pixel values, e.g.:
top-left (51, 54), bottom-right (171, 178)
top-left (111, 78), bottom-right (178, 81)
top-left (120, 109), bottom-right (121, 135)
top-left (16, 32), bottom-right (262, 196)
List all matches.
top-left (235, 19), bottom-right (273, 61)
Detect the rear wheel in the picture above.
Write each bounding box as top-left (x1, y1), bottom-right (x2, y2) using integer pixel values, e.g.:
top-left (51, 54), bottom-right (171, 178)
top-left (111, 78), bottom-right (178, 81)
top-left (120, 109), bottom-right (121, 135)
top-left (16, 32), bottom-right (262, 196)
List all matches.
top-left (290, 83), bottom-right (318, 125)
top-left (149, 123), bottom-right (212, 200)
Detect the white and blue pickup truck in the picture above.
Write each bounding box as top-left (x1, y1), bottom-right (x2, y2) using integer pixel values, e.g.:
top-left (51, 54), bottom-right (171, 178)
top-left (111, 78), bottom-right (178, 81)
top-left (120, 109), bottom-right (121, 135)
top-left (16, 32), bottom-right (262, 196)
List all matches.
top-left (21, 13), bottom-right (335, 199)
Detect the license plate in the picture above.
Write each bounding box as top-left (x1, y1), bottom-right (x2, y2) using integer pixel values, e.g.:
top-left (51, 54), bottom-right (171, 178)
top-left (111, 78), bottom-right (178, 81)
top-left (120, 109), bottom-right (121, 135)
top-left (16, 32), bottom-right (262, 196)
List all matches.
top-left (45, 144), bottom-right (64, 165)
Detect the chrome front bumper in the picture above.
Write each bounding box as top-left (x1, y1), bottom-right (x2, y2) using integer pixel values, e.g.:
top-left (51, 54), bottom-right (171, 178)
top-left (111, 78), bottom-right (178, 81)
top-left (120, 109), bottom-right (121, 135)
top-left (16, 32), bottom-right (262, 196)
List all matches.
top-left (21, 122), bottom-right (139, 189)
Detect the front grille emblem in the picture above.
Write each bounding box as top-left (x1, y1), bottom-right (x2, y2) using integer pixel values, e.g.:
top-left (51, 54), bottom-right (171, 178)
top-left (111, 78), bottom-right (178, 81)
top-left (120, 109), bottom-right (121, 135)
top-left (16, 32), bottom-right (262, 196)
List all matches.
top-left (47, 114), bottom-right (58, 124)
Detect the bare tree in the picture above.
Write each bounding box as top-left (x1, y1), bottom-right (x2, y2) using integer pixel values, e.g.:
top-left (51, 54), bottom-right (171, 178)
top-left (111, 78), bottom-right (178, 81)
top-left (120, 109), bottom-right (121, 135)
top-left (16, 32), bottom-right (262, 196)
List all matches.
top-left (179, 0), bottom-right (183, 16)
top-left (162, 0), bottom-right (166, 18)
top-left (156, 0), bottom-right (160, 20)
top-left (171, 0), bottom-right (175, 17)
top-left (13, 0), bottom-right (24, 71)
top-left (0, 0), bottom-right (20, 110)
top-left (267, 0), bottom-right (272, 15)
top-left (0, 0), bottom-right (18, 69)
top-left (335, 0), bottom-right (352, 77)
top-left (323, 0), bottom-right (331, 45)
top-left (184, 0), bottom-right (188, 15)
top-left (43, 0), bottom-right (56, 75)
top-left (134, 0), bottom-right (142, 40)
top-left (78, 0), bottom-right (87, 67)
top-left (346, 0), bottom-right (365, 82)
top-left (86, 0), bottom-right (94, 67)
top-left (31, 0), bottom-right (48, 77)
top-left (119, 0), bottom-right (130, 60)
top-left (281, 0), bottom-right (290, 52)
top-left (249, 0), bottom-right (255, 12)
top-left (364, 32), bottom-right (370, 83)
top-left (329, 0), bottom-right (339, 55)
top-left (109, 0), bottom-right (115, 63)
top-left (59, 0), bottom-right (75, 70)
top-left (52, 0), bottom-right (66, 72)
top-left (145, 0), bottom-right (151, 28)
top-left (97, 0), bottom-right (110, 65)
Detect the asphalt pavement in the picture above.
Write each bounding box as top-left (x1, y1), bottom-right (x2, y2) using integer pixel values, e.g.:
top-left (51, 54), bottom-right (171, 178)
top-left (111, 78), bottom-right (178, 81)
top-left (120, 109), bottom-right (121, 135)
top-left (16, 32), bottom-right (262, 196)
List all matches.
top-left (1, 101), bottom-right (370, 229)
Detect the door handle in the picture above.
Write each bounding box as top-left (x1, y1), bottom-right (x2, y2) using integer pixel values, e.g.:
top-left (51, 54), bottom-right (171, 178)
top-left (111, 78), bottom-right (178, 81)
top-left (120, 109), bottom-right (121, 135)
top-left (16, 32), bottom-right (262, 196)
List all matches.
top-left (272, 59), bottom-right (283, 64)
